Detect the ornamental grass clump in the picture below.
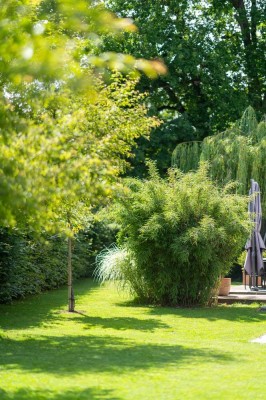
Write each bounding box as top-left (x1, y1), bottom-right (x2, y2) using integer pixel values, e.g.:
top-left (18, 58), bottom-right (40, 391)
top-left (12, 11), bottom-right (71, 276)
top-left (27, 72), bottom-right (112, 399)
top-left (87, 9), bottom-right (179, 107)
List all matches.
top-left (97, 163), bottom-right (250, 306)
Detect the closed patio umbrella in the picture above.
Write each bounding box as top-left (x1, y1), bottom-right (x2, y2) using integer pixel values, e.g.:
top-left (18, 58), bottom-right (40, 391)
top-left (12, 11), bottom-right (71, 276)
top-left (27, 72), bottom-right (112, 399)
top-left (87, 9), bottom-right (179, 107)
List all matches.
top-left (244, 179), bottom-right (266, 289)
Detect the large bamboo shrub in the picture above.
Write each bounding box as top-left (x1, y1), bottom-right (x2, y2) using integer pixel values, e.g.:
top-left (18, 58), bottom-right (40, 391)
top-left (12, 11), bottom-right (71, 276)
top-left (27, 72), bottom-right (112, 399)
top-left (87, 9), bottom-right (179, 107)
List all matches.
top-left (96, 164), bottom-right (250, 306)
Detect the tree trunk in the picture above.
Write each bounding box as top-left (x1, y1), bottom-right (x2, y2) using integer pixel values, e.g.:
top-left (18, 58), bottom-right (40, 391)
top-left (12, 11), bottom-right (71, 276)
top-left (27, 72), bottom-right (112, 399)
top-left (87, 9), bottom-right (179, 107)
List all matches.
top-left (229, 0), bottom-right (262, 111)
top-left (68, 236), bottom-right (75, 312)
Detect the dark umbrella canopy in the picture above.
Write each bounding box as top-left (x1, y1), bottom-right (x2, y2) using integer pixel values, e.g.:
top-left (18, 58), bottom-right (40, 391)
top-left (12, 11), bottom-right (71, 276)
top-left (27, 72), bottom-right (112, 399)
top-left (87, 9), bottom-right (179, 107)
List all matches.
top-left (244, 180), bottom-right (265, 283)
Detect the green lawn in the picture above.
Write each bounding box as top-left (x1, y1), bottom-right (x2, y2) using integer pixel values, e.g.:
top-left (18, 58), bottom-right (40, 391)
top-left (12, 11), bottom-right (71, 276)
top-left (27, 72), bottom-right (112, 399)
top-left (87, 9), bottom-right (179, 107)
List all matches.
top-left (1, 279), bottom-right (266, 400)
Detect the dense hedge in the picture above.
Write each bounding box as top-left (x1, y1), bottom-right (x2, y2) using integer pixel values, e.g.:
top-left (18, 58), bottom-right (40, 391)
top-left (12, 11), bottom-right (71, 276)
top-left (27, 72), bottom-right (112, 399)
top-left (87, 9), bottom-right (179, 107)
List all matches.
top-left (0, 220), bottom-right (116, 303)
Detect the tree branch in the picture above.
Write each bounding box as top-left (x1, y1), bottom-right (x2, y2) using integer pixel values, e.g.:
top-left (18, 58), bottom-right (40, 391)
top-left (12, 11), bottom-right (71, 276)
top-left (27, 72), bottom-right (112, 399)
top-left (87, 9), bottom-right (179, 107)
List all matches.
top-left (250, 0), bottom-right (258, 49)
top-left (158, 79), bottom-right (186, 114)
top-left (229, 0), bottom-right (262, 108)
top-left (229, 0), bottom-right (251, 47)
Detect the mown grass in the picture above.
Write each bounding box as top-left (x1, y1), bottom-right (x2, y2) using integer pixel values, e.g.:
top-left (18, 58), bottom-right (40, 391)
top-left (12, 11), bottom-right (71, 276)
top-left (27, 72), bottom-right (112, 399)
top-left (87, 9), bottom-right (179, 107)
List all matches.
top-left (0, 279), bottom-right (266, 399)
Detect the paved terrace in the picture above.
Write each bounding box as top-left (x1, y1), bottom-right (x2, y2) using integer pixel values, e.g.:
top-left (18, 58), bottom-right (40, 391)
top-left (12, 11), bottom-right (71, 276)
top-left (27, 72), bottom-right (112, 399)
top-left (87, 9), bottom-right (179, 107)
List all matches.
top-left (218, 284), bottom-right (266, 304)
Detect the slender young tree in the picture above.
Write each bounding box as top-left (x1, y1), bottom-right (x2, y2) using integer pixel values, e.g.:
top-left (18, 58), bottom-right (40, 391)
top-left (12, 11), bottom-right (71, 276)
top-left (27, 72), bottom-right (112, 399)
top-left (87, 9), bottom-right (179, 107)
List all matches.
top-left (0, 1), bottom-right (165, 227)
top-left (0, 1), bottom-right (164, 309)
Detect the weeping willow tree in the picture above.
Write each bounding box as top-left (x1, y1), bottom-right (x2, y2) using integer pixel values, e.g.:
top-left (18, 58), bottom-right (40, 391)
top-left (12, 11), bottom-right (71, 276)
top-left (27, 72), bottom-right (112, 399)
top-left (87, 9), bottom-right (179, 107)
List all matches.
top-left (172, 107), bottom-right (266, 210)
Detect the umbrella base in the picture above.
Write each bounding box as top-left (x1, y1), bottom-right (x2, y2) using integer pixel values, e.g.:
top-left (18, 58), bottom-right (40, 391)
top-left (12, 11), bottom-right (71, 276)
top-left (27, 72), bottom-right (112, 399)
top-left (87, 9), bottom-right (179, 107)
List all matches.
top-left (243, 270), bottom-right (266, 290)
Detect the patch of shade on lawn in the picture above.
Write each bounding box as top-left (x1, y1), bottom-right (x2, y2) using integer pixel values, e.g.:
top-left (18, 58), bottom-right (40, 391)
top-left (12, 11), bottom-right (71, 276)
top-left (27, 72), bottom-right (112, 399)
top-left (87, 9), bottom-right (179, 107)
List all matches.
top-left (0, 279), bottom-right (266, 400)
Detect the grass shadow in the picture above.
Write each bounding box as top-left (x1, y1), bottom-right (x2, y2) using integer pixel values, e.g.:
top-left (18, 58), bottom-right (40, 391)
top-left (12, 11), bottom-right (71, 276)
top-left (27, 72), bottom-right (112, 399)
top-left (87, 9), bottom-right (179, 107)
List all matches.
top-left (72, 313), bottom-right (169, 331)
top-left (145, 304), bottom-right (266, 323)
top-left (0, 387), bottom-right (120, 400)
top-left (115, 300), bottom-right (266, 323)
top-left (0, 334), bottom-right (236, 376)
top-left (0, 280), bottom-right (99, 331)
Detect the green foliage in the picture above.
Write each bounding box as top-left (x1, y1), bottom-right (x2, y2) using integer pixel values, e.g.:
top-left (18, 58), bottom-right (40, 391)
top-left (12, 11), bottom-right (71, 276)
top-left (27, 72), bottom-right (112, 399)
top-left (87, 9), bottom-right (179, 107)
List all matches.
top-left (104, 0), bottom-right (265, 128)
top-left (0, 1), bottom-right (164, 233)
top-left (0, 0), bottom-right (163, 85)
top-left (0, 0), bottom-right (166, 303)
top-left (172, 107), bottom-right (266, 210)
top-left (0, 72), bottom-right (159, 233)
top-left (97, 163), bottom-right (250, 306)
top-left (102, 0), bottom-right (266, 175)
top-left (172, 141), bottom-right (202, 174)
top-left (0, 218), bottom-right (116, 303)
top-left (86, 217), bottom-right (118, 273)
top-left (0, 229), bottom-right (85, 303)
top-left (128, 114), bottom-right (197, 177)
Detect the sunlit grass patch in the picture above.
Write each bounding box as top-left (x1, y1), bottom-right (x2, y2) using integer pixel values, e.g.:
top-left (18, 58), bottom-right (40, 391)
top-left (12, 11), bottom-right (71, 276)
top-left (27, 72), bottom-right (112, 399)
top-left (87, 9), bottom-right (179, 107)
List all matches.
top-left (0, 279), bottom-right (266, 400)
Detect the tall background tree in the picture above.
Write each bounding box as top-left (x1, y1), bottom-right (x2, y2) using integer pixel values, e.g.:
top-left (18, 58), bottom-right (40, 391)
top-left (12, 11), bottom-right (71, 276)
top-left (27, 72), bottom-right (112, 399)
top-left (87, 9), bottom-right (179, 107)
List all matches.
top-left (103, 0), bottom-right (266, 175)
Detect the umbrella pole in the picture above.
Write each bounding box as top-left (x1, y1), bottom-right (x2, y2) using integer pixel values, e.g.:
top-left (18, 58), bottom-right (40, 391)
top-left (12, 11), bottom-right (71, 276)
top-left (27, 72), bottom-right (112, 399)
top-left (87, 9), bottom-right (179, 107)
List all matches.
top-left (251, 231), bottom-right (258, 290)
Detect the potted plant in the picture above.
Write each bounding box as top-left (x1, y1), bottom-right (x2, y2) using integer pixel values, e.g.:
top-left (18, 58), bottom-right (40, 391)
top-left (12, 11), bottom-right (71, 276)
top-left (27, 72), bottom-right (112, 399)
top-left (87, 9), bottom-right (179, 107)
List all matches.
top-left (218, 277), bottom-right (231, 296)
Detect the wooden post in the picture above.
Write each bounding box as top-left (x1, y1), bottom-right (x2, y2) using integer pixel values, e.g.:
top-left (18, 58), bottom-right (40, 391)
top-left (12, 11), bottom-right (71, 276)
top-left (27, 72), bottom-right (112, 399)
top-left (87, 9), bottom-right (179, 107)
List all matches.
top-left (68, 236), bottom-right (75, 312)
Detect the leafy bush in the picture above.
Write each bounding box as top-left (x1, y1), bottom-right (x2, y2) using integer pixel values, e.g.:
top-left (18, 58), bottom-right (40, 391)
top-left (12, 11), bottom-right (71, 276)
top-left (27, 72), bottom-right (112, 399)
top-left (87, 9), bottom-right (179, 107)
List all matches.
top-left (0, 229), bottom-right (84, 303)
top-left (97, 163), bottom-right (250, 306)
top-left (0, 219), bottom-right (116, 303)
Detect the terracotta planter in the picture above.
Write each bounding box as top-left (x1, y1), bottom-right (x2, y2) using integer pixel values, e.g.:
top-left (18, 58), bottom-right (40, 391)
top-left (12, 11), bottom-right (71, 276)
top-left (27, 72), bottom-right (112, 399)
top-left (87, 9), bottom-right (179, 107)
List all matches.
top-left (218, 277), bottom-right (231, 296)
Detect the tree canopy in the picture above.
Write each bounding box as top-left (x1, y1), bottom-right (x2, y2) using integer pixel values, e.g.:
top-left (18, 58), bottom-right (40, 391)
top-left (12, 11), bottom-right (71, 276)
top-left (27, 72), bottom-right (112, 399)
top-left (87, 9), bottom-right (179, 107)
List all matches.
top-left (103, 0), bottom-right (266, 175)
top-left (172, 106), bottom-right (266, 211)
top-left (0, 0), bottom-right (162, 233)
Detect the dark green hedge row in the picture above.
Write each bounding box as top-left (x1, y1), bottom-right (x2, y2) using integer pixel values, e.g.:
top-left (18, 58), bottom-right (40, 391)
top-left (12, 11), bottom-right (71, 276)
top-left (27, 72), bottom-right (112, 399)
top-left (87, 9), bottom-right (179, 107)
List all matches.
top-left (0, 221), bottom-right (116, 303)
